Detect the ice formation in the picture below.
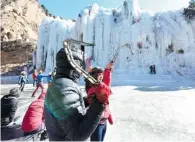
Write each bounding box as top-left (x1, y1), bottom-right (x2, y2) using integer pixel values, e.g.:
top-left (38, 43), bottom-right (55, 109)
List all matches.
top-left (34, 0), bottom-right (195, 77)
top-left (34, 17), bottom-right (75, 72)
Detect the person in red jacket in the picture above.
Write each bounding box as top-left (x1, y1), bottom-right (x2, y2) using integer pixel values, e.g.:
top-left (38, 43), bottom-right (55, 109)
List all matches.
top-left (32, 69), bottom-right (37, 87)
top-left (85, 61), bottom-right (114, 141)
top-left (22, 92), bottom-right (46, 136)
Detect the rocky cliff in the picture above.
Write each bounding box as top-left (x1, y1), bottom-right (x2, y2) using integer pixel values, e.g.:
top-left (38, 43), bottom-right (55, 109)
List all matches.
top-left (1, 0), bottom-right (46, 75)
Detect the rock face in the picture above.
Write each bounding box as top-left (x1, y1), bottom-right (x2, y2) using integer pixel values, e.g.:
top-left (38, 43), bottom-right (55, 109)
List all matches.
top-left (1, 0), bottom-right (46, 75)
top-left (1, 0), bottom-right (46, 41)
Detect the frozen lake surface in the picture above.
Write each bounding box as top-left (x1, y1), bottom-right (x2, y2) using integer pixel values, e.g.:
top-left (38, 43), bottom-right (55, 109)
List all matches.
top-left (1, 79), bottom-right (195, 142)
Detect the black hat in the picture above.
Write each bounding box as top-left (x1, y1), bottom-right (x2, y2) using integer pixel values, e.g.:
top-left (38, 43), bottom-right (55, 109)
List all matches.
top-left (55, 48), bottom-right (84, 81)
top-left (9, 88), bottom-right (20, 98)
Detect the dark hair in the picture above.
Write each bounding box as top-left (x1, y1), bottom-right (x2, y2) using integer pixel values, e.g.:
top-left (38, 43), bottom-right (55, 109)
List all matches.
top-left (85, 67), bottom-right (104, 92)
top-left (91, 67), bottom-right (103, 76)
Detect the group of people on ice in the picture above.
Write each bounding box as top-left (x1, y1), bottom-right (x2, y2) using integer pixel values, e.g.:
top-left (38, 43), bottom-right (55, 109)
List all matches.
top-left (1, 69), bottom-right (55, 140)
top-left (1, 44), bottom-right (115, 141)
top-left (18, 69), bottom-right (54, 95)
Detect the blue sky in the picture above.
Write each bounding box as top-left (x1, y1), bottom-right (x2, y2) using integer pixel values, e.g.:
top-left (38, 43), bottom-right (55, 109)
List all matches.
top-left (38, 0), bottom-right (190, 19)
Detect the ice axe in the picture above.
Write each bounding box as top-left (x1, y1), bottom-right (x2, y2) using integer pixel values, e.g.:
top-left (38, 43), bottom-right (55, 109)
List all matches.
top-left (63, 39), bottom-right (98, 85)
top-left (111, 43), bottom-right (130, 63)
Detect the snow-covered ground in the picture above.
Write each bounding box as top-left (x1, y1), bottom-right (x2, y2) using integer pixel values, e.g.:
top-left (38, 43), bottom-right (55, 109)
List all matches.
top-left (106, 83), bottom-right (195, 142)
top-left (1, 79), bottom-right (195, 142)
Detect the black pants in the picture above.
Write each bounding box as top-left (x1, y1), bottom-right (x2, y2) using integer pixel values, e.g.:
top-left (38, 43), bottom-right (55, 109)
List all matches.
top-left (1, 124), bottom-right (23, 140)
top-left (90, 122), bottom-right (107, 142)
top-left (19, 82), bottom-right (25, 92)
top-left (33, 79), bottom-right (37, 87)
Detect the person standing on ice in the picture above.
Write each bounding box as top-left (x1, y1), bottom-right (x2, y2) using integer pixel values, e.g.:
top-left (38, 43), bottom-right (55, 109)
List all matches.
top-left (85, 62), bottom-right (114, 142)
top-left (32, 69), bottom-right (37, 87)
top-left (22, 92), bottom-right (46, 136)
top-left (31, 70), bottom-right (47, 97)
top-left (44, 48), bottom-right (111, 141)
top-left (18, 71), bottom-right (29, 92)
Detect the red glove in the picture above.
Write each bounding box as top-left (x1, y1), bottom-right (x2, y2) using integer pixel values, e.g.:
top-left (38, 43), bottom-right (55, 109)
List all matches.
top-left (108, 114), bottom-right (113, 125)
top-left (95, 82), bottom-right (111, 105)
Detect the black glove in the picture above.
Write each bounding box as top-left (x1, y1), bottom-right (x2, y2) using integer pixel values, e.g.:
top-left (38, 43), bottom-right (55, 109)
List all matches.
top-left (83, 96), bottom-right (90, 107)
top-left (40, 130), bottom-right (48, 141)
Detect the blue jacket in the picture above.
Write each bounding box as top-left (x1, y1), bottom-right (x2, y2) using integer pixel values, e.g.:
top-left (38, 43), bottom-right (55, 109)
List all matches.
top-left (18, 75), bottom-right (29, 84)
top-left (36, 74), bottom-right (47, 84)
